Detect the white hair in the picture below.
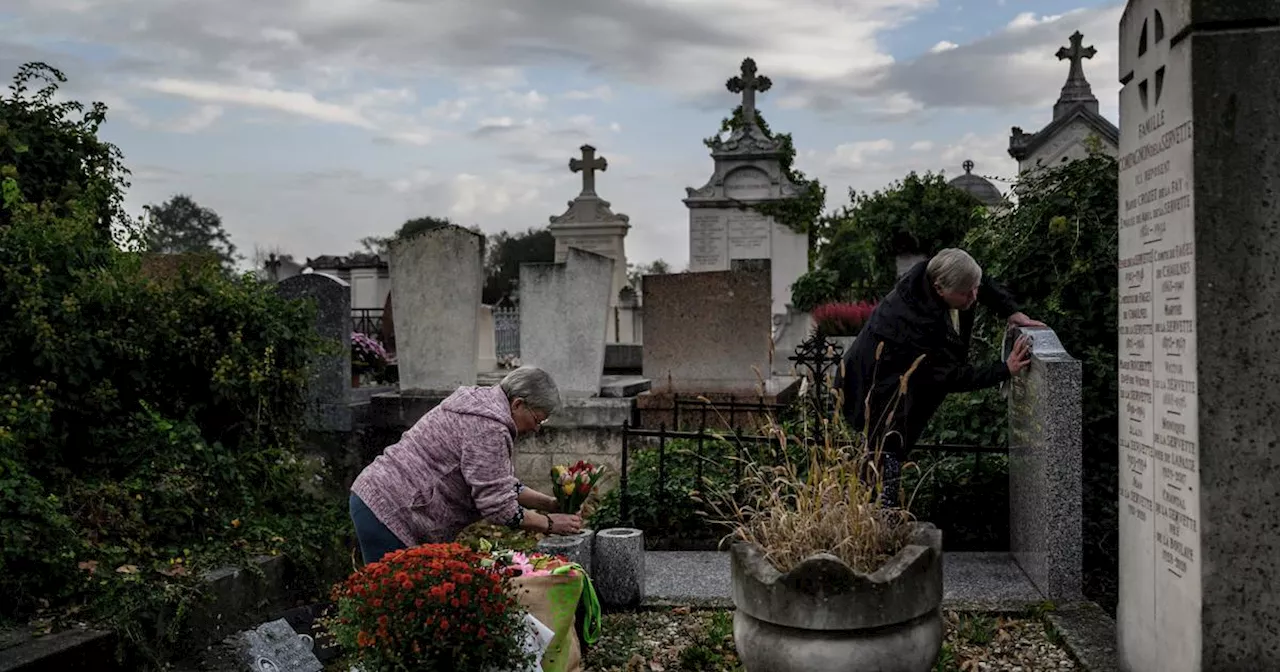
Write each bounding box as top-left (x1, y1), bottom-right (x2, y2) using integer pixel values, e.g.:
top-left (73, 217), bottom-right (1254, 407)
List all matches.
top-left (926, 248), bottom-right (983, 293)
top-left (499, 366), bottom-right (562, 414)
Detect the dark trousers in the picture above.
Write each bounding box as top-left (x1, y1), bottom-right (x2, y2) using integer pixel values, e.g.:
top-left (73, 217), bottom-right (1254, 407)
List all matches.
top-left (349, 493), bottom-right (407, 564)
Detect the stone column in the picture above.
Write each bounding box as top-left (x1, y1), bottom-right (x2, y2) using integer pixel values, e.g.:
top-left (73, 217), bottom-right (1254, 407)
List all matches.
top-left (1004, 326), bottom-right (1082, 600)
top-left (1116, 3), bottom-right (1280, 670)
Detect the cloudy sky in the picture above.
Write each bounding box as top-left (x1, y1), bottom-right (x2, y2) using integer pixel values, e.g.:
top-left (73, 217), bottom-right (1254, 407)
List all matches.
top-left (1, 0), bottom-right (1122, 270)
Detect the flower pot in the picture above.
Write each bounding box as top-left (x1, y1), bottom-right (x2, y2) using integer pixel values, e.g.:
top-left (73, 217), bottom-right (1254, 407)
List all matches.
top-left (730, 522), bottom-right (944, 672)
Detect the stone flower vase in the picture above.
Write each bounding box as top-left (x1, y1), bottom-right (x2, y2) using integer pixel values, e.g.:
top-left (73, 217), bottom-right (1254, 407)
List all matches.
top-left (730, 522), bottom-right (944, 672)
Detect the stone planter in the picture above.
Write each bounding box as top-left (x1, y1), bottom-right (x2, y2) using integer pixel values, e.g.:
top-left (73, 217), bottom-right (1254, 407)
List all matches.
top-left (535, 529), bottom-right (594, 572)
top-left (730, 522), bottom-right (944, 672)
top-left (593, 528), bottom-right (645, 608)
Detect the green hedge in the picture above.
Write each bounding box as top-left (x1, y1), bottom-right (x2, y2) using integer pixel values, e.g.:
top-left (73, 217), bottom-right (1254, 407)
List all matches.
top-left (1, 63), bottom-right (348, 667)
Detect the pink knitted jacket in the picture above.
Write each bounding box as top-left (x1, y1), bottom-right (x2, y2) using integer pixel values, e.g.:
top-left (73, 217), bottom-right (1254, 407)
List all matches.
top-left (350, 385), bottom-right (522, 546)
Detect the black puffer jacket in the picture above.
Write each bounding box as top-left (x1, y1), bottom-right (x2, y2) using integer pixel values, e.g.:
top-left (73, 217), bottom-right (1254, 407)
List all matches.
top-left (837, 259), bottom-right (1020, 455)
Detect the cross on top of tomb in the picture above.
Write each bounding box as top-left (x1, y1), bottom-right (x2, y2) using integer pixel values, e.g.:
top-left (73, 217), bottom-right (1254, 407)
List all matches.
top-left (962, 159), bottom-right (975, 174)
top-left (1053, 31), bottom-right (1099, 119)
top-left (569, 144), bottom-right (608, 197)
top-left (726, 58), bottom-right (772, 130)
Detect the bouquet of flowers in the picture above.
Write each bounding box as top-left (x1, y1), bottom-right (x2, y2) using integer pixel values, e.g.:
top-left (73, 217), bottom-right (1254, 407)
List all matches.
top-left (551, 461), bottom-right (606, 515)
top-left (351, 332), bottom-right (394, 385)
top-left (482, 548), bottom-right (601, 672)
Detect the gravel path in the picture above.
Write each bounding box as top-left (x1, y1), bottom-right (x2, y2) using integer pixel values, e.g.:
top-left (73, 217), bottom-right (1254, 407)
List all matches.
top-left (583, 608), bottom-right (1080, 672)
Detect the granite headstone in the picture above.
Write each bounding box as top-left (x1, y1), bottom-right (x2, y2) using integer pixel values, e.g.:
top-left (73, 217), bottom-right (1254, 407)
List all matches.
top-left (275, 273), bottom-right (352, 432)
top-left (201, 619), bottom-right (322, 672)
top-left (1005, 326), bottom-right (1082, 601)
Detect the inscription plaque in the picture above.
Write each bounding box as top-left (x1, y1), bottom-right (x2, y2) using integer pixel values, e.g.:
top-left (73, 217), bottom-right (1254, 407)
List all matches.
top-left (689, 211), bottom-right (728, 271)
top-left (727, 210), bottom-right (771, 259)
top-left (723, 167), bottom-right (772, 200)
top-left (1117, 4), bottom-right (1201, 671)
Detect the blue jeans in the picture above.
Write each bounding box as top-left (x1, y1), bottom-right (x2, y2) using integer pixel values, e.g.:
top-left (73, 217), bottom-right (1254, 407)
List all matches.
top-left (349, 493), bottom-right (407, 564)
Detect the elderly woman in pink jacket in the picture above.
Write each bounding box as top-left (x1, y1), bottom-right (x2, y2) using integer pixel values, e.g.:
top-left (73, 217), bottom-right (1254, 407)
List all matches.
top-left (349, 366), bottom-right (583, 563)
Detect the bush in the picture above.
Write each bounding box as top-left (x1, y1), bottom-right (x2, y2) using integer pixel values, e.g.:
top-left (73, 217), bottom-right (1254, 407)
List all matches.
top-left (328, 544), bottom-right (535, 671)
top-left (0, 62), bottom-right (348, 664)
top-left (812, 301), bottom-right (877, 337)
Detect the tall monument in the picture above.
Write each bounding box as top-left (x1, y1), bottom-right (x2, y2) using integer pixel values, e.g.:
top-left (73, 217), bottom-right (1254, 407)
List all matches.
top-left (1116, 1), bottom-right (1280, 670)
top-left (684, 57), bottom-right (810, 321)
top-left (1009, 31), bottom-right (1119, 171)
top-left (548, 144), bottom-right (632, 341)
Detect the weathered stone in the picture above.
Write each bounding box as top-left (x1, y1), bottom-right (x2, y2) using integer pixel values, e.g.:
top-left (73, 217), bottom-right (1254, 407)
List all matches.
top-left (593, 528), bottom-right (645, 608)
top-left (1004, 326), bottom-right (1082, 601)
top-left (388, 225), bottom-right (484, 392)
top-left (1116, 3), bottom-right (1280, 671)
top-left (275, 273), bottom-right (352, 431)
top-left (200, 619), bottom-right (321, 672)
top-left (519, 248), bottom-right (614, 396)
top-left (730, 523), bottom-right (944, 672)
top-left (536, 532), bottom-right (593, 575)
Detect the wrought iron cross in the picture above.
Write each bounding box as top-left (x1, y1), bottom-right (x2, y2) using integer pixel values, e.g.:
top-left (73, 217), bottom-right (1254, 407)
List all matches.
top-left (963, 160), bottom-right (975, 174)
top-left (1056, 31), bottom-right (1097, 85)
top-left (726, 58), bottom-right (772, 128)
top-left (569, 144), bottom-right (608, 196)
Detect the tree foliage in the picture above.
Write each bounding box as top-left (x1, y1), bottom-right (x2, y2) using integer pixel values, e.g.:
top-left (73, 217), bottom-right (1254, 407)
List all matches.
top-left (628, 259), bottom-right (671, 288)
top-left (483, 227), bottom-right (555, 304)
top-left (0, 62), bottom-right (133, 245)
top-left (814, 172), bottom-right (986, 300)
top-left (0, 64), bottom-right (344, 665)
top-left (143, 194), bottom-right (238, 270)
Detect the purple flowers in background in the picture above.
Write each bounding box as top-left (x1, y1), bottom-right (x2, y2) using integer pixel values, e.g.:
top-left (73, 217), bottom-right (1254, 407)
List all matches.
top-left (352, 331), bottom-right (391, 368)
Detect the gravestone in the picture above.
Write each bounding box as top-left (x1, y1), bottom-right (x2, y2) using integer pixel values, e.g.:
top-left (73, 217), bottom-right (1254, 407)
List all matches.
top-left (1004, 326), bottom-right (1082, 601)
top-left (548, 145), bottom-right (632, 333)
top-left (1116, 2), bottom-right (1280, 670)
top-left (200, 619), bottom-right (322, 672)
top-left (642, 270), bottom-right (773, 393)
top-left (519, 248), bottom-right (614, 396)
top-left (388, 225), bottom-right (485, 392)
top-left (275, 273), bottom-right (351, 432)
top-left (685, 58), bottom-right (810, 321)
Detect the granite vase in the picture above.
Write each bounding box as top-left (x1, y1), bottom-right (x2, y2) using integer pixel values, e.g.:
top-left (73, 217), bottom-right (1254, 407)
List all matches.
top-left (730, 522), bottom-right (944, 672)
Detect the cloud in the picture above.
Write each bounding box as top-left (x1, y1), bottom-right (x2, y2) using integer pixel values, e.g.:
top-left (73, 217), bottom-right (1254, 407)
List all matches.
top-left (562, 85), bottom-right (614, 102)
top-left (141, 78), bottom-right (375, 127)
top-left (163, 104), bottom-right (224, 132)
top-left (788, 5), bottom-right (1122, 115)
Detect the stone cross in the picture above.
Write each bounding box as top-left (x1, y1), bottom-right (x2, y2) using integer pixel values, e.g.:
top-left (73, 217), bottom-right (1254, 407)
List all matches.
top-left (962, 159), bottom-right (975, 174)
top-left (726, 57), bottom-right (772, 129)
top-left (569, 144), bottom-right (608, 197)
top-left (1057, 31), bottom-right (1097, 88)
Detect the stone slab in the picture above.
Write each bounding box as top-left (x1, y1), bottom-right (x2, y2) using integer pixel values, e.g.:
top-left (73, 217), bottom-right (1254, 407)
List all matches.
top-left (604, 343), bottom-right (642, 372)
top-left (1047, 603), bottom-right (1122, 672)
top-left (201, 619), bottom-right (322, 672)
top-left (388, 225), bottom-right (484, 392)
top-left (1006, 326), bottom-right (1083, 601)
top-left (275, 273), bottom-right (352, 432)
top-left (0, 628), bottom-right (119, 672)
top-left (520, 248), bottom-right (615, 396)
top-left (598, 376), bottom-right (651, 398)
top-left (642, 270), bottom-right (773, 393)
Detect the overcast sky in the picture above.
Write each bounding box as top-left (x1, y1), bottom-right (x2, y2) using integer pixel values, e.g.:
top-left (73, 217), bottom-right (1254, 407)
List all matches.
top-left (1, 0), bottom-right (1122, 270)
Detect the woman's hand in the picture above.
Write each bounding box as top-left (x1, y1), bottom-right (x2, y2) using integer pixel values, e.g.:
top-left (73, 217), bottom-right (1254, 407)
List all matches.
top-left (1007, 335), bottom-right (1032, 375)
top-left (546, 513), bottom-right (583, 535)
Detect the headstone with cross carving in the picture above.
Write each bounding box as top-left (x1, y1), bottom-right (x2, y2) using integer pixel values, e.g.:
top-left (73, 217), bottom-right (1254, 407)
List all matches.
top-left (1116, 2), bottom-right (1280, 670)
top-left (548, 144), bottom-right (633, 342)
top-left (686, 57), bottom-right (809, 349)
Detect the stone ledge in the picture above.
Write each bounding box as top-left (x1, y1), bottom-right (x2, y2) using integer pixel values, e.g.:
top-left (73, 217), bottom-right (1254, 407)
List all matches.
top-left (1045, 603), bottom-right (1120, 672)
top-left (0, 627), bottom-right (119, 672)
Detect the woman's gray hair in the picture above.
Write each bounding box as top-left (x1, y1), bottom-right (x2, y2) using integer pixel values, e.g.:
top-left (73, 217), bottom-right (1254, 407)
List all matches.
top-left (926, 248), bottom-right (983, 293)
top-left (499, 366), bottom-right (562, 414)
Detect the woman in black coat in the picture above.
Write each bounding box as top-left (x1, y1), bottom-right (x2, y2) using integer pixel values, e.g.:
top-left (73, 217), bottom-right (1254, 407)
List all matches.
top-left (837, 248), bottom-right (1041, 505)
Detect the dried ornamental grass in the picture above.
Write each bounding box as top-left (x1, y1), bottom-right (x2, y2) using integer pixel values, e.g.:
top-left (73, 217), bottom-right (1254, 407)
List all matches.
top-left (704, 342), bottom-right (929, 574)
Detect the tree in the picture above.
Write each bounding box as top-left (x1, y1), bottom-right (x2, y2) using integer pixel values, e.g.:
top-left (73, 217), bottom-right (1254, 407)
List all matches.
top-left (482, 228), bottom-right (556, 304)
top-left (0, 62), bottom-right (133, 246)
top-left (627, 259), bottom-right (670, 288)
top-left (143, 194), bottom-right (238, 270)
top-left (355, 215), bottom-right (477, 257)
top-left (814, 172), bottom-right (985, 300)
